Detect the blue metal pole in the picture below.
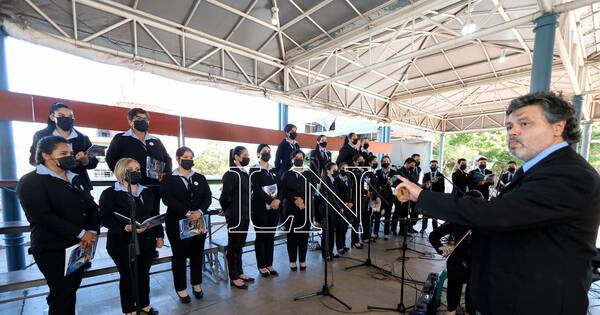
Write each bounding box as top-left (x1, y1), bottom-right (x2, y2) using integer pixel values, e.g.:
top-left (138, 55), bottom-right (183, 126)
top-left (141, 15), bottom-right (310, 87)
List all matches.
top-left (530, 13), bottom-right (559, 93)
top-left (0, 27), bottom-right (26, 271)
top-left (278, 103), bottom-right (288, 130)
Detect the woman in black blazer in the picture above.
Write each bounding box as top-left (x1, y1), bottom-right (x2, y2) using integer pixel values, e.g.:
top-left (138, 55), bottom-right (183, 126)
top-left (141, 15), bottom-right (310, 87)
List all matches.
top-left (100, 158), bottom-right (163, 315)
top-left (249, 144), bottom-right (281, 277)
top-left (160, 147), bottom-right (212, 303)
top-left (280, 149), bottom-right (313, 271)
top-left (219, 146), bottom-right (255, 289)
top-left (274, 123), bottom-right (300, 179)
top-left (335, 132), bottom-right (359, 166)
top-left (28, 102), bottom-right (99, 191)
top-left (17, 136), bottom-right (100, 315)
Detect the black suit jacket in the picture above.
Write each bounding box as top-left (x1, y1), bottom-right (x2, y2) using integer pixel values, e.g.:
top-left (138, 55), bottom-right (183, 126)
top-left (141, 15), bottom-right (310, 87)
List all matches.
top-left (18, 171), bottom-right (100, 254)
top-left (495, 171), bottom-right (515, 193)
top-left (336, 144), bottom-right (358, 166)
top-left (29, 127), bottom-right (99, 191)
top-left (451, 169), bottom-right (469, 197)
top-left (468, 168), bottom-right (494, 199)
top-left (309, 146), bottom-right (332, 177)
top-left (275, 138), bottom-right (300, 178)
top-left (417, 146), bottom-right (600, 315)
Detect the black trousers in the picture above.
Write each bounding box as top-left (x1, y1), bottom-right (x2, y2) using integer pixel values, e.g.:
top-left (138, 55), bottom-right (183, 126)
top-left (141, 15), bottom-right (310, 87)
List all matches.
top-left (381, 203), bottom-right (392, 236)
top-left (371, 210), bottom-right (382, 235)
top-left (107, 242), bottom-right (154, 313)
top-left (167, 228), bottom-right (206, 291)
top-left (421, 216), bottom-right (439, 231)
top-left (447, 261), bottom-right (475, 314)
top-left (255, 228), bottom-right (276, 269)
top-left (392, 201), bottom-right (410, 235)
top-left (227, 219), bottom-right (249, 280)
top-left (320, 211), bottom-right (336, 258)
top-left (34, 250), bottom-right (85, 315)
top-left (361, 207), bottom-right (372, 241)
top-left (335, 214), bottom-right (348, 250)
top-left (286, 230), bottom-right (309, 263)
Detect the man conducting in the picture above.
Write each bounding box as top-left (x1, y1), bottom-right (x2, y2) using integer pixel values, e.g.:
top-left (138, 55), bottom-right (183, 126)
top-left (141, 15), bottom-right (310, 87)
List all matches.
top-left (397, 92), bottom-right (600, 315)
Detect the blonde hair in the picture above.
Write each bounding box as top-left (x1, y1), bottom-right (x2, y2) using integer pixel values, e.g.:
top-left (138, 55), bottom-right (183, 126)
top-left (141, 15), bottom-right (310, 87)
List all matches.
top-left (114, 158), bottom-right (140, 183)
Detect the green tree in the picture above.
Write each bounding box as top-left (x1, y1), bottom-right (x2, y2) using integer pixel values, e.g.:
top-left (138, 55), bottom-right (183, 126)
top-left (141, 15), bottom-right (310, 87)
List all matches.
top-left (433, 131), bottom-right (514, 175)
top-left (193, 141), bottom-right (230, 178)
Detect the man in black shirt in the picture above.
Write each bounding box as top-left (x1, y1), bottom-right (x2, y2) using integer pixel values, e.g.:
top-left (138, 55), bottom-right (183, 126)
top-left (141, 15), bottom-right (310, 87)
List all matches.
top-left (275, 124), bottom-right (300, 179)
top-left (496, 161), bottom-right (517, 193)
top-left (421, 159), bottom-right (444, 232)
top-left (467, 157), bottom-right (494, 200)
top-left (451, 158), bottom-right (469, 197)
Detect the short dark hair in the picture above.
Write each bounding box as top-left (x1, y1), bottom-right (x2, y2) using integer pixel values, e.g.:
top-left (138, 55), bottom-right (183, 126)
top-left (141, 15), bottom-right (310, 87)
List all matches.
top-left (430, 159), bottom-right (438, 164)
top-left (404, 157), bottom-right (416, 164)
top-left (325, 162), bottom-right (337, 171)
top-left (381, 155), bottom-right (391, 163)
top-left (507, 161), bottom-right (517, 165)
top-left (478, 157), bottom-right (488, 161)
top-left (367, 155), bottom-right (378, 164)
top-left (457, 158), bottom-right (466, 164)
top-left (284, 123), bottom-right (297, 133)
top-left (127, 108), bottom-right (150, 121)
top-left (352, 154), bottom-right (363, 162)
top-left (464, 190), bottom-right (484, 199)
top-left (506, 92), bottom-right (581, 144)
top-left (411, 153), bottom-right (421, 158)
top-left (35, 136), bottom-right (69, 165)
top-left (316, 135), bottom-right (326, 142)
top-left (257, 143), bottom-right (270, 154)
top-left (291, 149), bottom-right (305, 159)
top-left (175, 146), bottom-right (194, 158)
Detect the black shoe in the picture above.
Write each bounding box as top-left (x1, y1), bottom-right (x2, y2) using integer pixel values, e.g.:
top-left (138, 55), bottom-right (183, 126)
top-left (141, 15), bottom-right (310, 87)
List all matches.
top-left (260, 270), bottom-right (270, 278)
top-left (83, 261), bottom-right (92, 270)
top-left (343, 246), bottom-right (350, 251)
top-left (230, 281), bottom-right (248, 289)
top-left (352, 243), bottom-right (364, 249)
top-left (268, 269), bottom-right (279, 277)
top-left (299, 263), bottom-right (307, 271)
top-left (193, 289), bottom-right (204, 299)
top-left (177, 293), bottom-right (191, 304)
top-left (338, 249), bottom-right (346, 255)
top-left (290, 264), bottom-right (298, 271)
top-left (407, 228), bottom-right (417, 234)
top-left (142, 307), bottom-right (159, 315)
top-left (153, 250), bottom-right (159, 258)
top-left (240, 276), bottom-right (255, 283)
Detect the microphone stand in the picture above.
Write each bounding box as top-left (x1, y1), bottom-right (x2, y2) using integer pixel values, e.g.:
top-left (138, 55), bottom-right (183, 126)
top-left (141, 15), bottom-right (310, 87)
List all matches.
top-left (126, 171), bottom-right (142, 315)
top-left (294, 184), bottom-right (352, 310)
top-left (345, 173), bottom-right (392, 274)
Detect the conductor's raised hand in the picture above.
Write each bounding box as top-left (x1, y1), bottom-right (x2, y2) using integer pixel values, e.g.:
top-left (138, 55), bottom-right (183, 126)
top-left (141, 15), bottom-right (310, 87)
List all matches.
top-left (395, 175), bottom-right (422, 202)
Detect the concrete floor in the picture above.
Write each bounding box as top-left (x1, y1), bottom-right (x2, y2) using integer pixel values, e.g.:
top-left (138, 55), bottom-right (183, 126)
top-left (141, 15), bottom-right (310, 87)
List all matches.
top-left (1, 230), bottom-right (599, 315)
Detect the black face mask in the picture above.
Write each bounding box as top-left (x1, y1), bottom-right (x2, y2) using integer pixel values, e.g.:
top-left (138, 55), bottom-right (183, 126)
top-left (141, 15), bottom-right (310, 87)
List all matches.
top-left (180, 159), bottom-right (194, 170)
top-left (332, 170), bottom-right (340, 177)
top-left (430, 166), bottom-right (437, 171)
top-left (459, 164), bottom-right (467, 171)
top-left (371, 162), bottom-right (378, 169)
top-left (381, 162), bottom-right (390, 169)
top-left (340, 170), bottom-right (347, 177)
top-left (261, 152), bottom-right (271, 162)
top-left (407, 167), bottom-right (415, 171)
top-left (415, 161), bottom-right (420, 167)
top-left (133, 119), bottom-right (149, 132)
top-left (351, 139), bottom-right (359, 145)
top-left (240, 157), bottom-right (250, 167)
top-left (358, 161), bottom-right (365, 166)
top-left (289, 131), bottom-right (297, 140)
top-left (127, 171), bottom-right (142, 185)
top-left (479, 164), bottom-right (487, 170)
top-left (363, 143), bottom-right (369, 150)
top-left (55, 155), bottom-right (76, 170)
top-left (507, 167), bottom-right (516, 173)
top-left (293, 158), bottom-right (304, 167)
top-left (56, 117), bottom-right (74, 131)
top-left (319, 141), bottom-right (327, 148)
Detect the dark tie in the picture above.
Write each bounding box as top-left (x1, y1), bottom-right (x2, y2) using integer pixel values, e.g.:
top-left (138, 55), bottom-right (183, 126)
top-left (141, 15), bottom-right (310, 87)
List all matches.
top-left (181, 176), bottom-right (194, 199)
